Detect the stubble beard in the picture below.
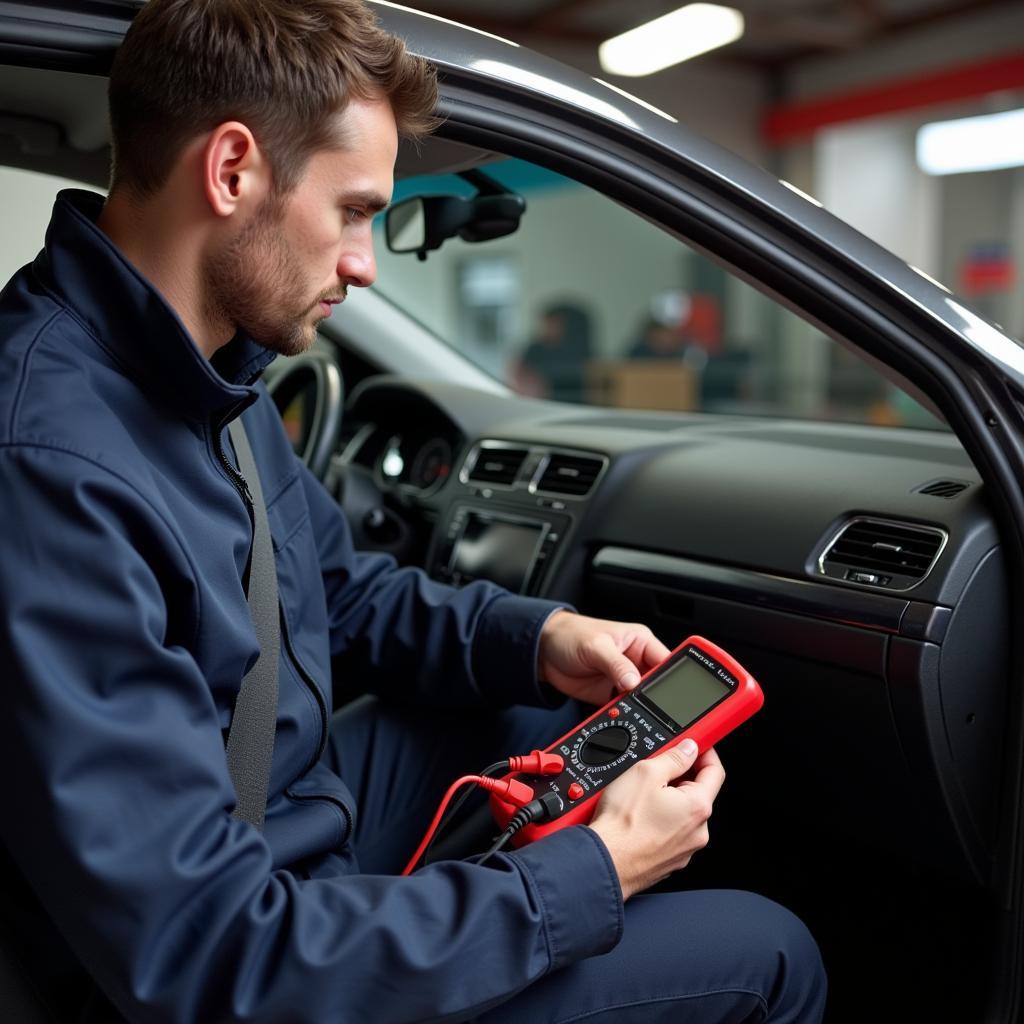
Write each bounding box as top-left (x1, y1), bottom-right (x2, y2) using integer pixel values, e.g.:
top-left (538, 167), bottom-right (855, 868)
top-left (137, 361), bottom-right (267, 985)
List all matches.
top-left (203, 195), bottom-right (323, 358)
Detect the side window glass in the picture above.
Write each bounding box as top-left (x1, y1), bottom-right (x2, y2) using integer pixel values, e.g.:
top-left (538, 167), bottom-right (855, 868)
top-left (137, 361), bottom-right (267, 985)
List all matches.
top-left (374, 159), bottom-right (943, 429)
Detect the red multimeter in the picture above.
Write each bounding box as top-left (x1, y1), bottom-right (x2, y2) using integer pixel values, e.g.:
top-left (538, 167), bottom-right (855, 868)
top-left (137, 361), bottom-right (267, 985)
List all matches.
top-left (491, 635), bottom-right (763, 846)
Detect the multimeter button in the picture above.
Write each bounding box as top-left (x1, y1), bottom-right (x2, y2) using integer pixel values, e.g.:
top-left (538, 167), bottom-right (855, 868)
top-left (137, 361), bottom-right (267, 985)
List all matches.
top-left (567, 783), bottom-right (585, 800)
top-left (579, 726), bottom-right (632, 766)
top-left (608, 707), bottom-right (620, 719)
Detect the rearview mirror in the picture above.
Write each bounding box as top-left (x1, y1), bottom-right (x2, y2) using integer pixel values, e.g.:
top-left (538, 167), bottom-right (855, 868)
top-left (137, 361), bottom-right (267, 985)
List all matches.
top-left (385, 191), bottom-right (526, 261)
top-left (386, 199), bottom-right (428, 254)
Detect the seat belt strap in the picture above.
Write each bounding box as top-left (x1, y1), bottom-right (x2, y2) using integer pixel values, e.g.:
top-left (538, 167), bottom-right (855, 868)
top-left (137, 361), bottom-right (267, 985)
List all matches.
top-left (225, 417), bottom-right (280, 830)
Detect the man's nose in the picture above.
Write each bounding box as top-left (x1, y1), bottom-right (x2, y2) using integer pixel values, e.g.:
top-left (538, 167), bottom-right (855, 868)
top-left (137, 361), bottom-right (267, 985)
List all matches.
top-left (338, 240), bottom-right (376, 289)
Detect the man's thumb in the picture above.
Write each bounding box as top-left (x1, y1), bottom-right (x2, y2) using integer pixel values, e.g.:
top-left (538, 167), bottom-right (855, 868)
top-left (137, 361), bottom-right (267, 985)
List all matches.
top-left (654, 738), bottom-right (699, 782)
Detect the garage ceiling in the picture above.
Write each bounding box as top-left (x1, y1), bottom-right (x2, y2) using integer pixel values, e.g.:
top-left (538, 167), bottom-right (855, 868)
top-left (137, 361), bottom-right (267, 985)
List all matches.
top-left (392, 0), bottom-right (1011, 70)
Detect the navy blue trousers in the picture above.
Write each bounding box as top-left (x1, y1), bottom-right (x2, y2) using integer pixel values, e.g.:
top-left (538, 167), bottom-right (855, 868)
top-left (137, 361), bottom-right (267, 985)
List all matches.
top-left (328, 697), bottom-right (827, 1024)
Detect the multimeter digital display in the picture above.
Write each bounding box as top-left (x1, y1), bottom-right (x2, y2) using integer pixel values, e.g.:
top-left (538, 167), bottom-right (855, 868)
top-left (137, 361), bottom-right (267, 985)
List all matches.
top-left (491, 635), bottom-right (763, 845)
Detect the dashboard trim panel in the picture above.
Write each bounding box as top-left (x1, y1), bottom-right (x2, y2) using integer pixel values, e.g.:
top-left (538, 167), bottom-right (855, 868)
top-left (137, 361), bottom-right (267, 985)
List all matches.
top-left (591, 545), bottom-right (951, 643)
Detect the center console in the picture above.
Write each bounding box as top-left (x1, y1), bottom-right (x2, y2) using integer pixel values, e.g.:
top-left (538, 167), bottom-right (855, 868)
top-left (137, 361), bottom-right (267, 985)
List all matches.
top-left (429, 440), bottom-right (607, 596)
top-left (433, 504), bottom-right (571, 594)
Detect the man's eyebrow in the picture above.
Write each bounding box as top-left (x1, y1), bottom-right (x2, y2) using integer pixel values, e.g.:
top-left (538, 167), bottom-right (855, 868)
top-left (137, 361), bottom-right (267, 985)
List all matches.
top-left (342, 191), bottom-right (391, 213)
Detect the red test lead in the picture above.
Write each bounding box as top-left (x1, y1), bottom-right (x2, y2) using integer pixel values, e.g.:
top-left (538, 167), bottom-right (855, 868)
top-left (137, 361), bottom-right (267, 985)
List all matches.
top-left (401, 774), bottom-right (536, 876)
top-left (507, 750), bottom-right (565, 775)
top-left (480, 775), bottom-right (535, 805)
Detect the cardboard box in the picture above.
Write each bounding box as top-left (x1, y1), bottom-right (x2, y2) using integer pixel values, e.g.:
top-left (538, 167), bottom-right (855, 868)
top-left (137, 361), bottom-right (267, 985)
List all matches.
top-left (585, 359), bottom-right (697, 411)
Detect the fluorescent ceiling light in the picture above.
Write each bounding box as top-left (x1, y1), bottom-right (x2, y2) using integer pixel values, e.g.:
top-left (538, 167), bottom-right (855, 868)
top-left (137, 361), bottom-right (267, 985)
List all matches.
top-left (599, 3), bottom-right (744, 78)
top-left (917, 108), bottom-right (1024, 175)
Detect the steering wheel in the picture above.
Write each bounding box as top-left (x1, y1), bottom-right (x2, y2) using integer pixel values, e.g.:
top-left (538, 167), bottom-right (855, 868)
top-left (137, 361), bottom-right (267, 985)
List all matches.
top-left (265, 350), bottom-right (344, 481)
top-left (265, 352), bottom-right (418, 561)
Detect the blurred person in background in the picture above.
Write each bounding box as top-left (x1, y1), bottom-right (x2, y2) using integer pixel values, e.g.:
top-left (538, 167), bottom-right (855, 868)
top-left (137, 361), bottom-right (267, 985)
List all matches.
top-left (511, 300), bottom-right (593, 403)
top-left (628, 290), bottom-right (706, 369)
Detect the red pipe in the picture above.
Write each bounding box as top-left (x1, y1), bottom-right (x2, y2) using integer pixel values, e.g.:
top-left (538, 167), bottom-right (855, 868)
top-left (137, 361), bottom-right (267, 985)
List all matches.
top-left (763, 51), bottom-right (1024, 145)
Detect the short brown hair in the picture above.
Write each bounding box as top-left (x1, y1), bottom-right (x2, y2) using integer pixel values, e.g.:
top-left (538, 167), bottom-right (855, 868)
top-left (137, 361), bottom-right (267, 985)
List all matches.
top-left (108, 0), bottom-right (438, 199)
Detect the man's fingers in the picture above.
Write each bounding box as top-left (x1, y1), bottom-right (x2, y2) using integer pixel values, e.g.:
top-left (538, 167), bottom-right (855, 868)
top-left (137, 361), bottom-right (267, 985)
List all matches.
top-left (681, 748), bottom-right (726, 802)
top-left (586, 632), bottom-right (642, 690)
top-left (620, 624), bottom-right (669, 675)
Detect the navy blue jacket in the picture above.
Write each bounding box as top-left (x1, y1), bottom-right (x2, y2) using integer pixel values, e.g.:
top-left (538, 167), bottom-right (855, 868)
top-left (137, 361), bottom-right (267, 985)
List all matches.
top-left (0, 191), bottom-right (623, 1022)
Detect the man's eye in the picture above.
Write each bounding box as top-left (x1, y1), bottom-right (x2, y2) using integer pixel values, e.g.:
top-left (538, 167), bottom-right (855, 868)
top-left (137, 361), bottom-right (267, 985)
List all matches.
top-left (346, 208), bottom-right (366, 223)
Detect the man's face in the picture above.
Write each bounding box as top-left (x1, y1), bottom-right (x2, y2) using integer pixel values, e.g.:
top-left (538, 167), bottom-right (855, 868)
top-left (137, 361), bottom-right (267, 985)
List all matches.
top-left (204, 96), bottom-right (398, 356)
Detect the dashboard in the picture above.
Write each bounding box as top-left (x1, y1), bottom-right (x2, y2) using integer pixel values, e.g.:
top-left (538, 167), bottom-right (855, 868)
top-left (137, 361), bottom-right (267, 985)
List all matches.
top-left (340, 375), bottom-right (992, 602)
top-left (335, 374), bottom-right (1008, 894)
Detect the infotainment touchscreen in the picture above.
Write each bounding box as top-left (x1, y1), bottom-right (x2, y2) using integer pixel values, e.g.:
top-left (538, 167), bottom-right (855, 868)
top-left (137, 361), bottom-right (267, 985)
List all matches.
top-left (449, 514), bottom-right (546, 593)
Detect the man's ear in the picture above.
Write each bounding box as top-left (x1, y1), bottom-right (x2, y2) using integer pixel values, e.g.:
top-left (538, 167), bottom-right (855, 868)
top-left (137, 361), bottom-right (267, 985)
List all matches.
top-left (202, 122), bottom-right (269, 218)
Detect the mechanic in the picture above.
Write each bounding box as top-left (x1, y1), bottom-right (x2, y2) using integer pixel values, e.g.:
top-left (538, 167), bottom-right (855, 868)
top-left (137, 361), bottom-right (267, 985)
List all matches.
top-left (511, 301), bottom-right (594, 403)
top-left (0, 1), bottom-right (826, 1021)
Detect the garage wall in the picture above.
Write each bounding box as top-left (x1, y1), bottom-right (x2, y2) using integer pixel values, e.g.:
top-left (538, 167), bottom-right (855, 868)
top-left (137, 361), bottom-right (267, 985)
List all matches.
top-left (814, 117), bottom-right (940, 274)
top-left (940, 166), bottom-right (1024, 338)
top-left (774, 4), bottom-right (1024, 341)
top-left (784, 3), bottom-right (1024, 101)
top-left (537, 41), bottom-right (770, 168)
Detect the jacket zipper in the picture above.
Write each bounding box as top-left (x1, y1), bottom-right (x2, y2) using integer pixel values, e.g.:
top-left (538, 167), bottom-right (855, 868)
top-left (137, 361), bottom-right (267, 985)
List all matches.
top-left (280, 611), bottom-right (330, 769)
top-left (212, 408), bottom-right (255, 513)
top-left (280, 615), bottom-right (349, 839)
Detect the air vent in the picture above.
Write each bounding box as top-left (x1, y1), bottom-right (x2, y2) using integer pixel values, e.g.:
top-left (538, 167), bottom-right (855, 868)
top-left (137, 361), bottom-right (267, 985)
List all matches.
top-left (915, 479), bottom-right (970, 499)
top-left (534, 453), bottom-right (604, 497)
top-left (817, 517), bottom-right (946, 590)
top-left (465, 446), bottom-right (528, 487)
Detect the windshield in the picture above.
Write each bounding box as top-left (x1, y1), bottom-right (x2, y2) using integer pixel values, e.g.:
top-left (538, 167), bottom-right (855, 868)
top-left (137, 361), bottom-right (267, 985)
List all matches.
top-left (373, 158), bottom-right (944, 429)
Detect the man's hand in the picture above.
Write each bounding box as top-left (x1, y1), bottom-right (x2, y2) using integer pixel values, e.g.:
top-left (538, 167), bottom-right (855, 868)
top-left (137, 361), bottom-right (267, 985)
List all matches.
top-left (588, 741), bottom-right (726, 900)
top-left (537, 610), bottom-right (671, 706)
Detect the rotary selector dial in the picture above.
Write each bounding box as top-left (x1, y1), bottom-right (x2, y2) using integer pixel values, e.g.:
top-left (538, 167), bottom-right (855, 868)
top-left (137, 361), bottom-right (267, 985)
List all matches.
top-left (574, 721), bottom-right (638, 771)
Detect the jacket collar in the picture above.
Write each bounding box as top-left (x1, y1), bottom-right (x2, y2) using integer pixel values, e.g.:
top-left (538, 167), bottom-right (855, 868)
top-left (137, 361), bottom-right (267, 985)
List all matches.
top-left (37, 189), bottom-right (275, 420)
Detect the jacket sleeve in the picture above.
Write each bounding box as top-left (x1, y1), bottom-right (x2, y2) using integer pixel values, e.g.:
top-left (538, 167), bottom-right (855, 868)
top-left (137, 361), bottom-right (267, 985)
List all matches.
top-left (297, 459), bottom-right (572, 709)
top-left (0, 444), bottom-right (622, 1023)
